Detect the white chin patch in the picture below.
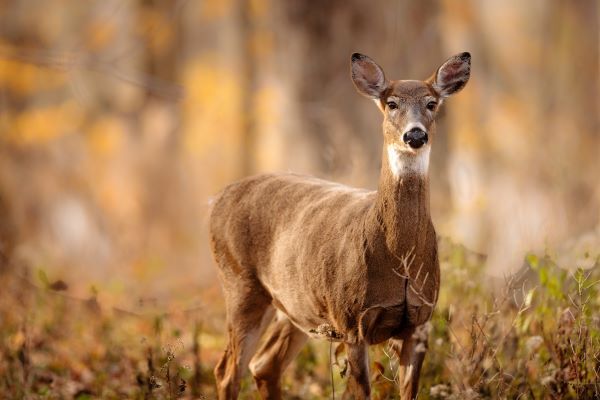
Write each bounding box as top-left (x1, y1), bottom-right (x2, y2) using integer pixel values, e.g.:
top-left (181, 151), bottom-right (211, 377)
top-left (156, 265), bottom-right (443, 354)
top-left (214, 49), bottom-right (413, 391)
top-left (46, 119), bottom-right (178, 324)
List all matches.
top-left (387, 145), bottom-right (430, 178)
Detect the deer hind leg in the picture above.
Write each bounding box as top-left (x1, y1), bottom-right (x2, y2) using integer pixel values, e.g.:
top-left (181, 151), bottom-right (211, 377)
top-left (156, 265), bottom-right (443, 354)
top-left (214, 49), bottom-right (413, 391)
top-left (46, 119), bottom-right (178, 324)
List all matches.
top-left (214, 283), bottom-right (275, 400)
top-left (249, 312), bottom-right (308, 400)
top-left (342, 342), bottom-right (371, 400)
top-left (390, 324), bottom-right (430, 400)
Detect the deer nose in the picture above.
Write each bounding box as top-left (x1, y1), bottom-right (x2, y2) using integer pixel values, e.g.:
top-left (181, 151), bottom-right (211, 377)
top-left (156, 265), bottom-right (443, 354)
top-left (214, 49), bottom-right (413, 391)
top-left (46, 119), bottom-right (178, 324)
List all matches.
top-left (402, 128), bottom-right (428, 149)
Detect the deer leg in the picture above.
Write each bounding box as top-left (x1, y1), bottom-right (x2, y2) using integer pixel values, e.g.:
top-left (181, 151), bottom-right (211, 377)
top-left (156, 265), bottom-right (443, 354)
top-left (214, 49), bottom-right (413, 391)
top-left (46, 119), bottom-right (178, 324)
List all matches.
top-left (214, 287), bottom-right (275, 400)
top-left (390, 324), bottom-right (429, 400)
top-left (342, 342), bottom-right (371, 400)
top-left (249, 312), bottom-right (308, 400)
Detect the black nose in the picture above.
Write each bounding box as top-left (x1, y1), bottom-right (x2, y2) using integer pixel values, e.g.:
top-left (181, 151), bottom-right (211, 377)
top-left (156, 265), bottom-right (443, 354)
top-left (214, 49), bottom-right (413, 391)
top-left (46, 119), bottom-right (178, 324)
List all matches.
top-left (402, 128), bottom-right (428, 149)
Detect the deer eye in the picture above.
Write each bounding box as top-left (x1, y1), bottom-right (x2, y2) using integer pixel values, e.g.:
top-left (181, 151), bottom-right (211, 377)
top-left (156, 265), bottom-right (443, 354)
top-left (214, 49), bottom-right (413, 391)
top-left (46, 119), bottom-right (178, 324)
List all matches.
top-left (426, 101), bottom-right (437, 111)
top-left (386, 101), bottom-right (398, 110)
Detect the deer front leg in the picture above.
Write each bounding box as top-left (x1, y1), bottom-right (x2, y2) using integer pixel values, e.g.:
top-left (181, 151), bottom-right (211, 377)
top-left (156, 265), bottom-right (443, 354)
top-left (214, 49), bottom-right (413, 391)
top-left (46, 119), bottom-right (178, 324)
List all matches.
top-left (342, 342), bottom-right (371, 400)
top-left (390, 323), bottom-right (430, 399)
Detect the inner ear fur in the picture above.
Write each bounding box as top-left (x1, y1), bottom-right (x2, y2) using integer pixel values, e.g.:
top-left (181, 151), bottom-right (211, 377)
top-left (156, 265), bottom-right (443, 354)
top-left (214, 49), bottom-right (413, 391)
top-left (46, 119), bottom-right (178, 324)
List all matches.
top-left (428, 52), bottom-right (471, 98)
top-left (351, 53), bottom-right (388, 99)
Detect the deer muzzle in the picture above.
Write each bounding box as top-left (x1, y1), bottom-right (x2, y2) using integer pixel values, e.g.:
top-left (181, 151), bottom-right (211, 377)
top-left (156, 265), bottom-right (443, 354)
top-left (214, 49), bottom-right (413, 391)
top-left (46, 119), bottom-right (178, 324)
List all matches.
top-left (403, 127), bottom-right (428, 149)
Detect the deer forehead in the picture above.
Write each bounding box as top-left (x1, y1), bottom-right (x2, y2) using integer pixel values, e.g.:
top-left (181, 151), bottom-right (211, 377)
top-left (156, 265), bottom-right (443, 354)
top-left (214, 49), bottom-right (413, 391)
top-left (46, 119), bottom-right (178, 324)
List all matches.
top-left (386, 80), bottom-right (436, 101)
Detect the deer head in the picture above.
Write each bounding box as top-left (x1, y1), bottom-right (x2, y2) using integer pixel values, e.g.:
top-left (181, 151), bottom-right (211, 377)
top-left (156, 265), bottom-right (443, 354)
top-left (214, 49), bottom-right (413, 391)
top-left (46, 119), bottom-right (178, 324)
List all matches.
top-left (351, 52), bottom-right (471, 177)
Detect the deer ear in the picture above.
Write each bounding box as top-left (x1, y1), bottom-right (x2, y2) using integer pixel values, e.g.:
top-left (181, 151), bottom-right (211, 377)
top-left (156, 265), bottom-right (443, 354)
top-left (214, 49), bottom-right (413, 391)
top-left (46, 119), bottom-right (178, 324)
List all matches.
top-left (429, 52), bottom-right (471, 98)
top-left (351, 53), bottom-right (388, 99)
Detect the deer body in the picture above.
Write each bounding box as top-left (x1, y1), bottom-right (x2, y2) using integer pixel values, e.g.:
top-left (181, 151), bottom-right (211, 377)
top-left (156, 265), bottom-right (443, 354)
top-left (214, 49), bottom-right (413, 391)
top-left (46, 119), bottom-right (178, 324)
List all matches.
top-left (211, 53), bottom-right (470, 399)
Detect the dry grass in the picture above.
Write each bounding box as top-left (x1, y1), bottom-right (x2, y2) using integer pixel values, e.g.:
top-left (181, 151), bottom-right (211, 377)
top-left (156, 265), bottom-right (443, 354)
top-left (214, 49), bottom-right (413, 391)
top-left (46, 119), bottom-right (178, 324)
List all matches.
top-left (1, 238), bottom-right (599, 399)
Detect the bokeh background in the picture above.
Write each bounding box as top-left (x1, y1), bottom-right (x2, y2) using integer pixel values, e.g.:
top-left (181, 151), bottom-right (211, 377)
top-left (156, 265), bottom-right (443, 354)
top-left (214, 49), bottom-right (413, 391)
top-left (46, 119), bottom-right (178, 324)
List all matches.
top-left (1, 1), bottom-right (599, 398)
top-left (0, 0), bottom-right (598, 314)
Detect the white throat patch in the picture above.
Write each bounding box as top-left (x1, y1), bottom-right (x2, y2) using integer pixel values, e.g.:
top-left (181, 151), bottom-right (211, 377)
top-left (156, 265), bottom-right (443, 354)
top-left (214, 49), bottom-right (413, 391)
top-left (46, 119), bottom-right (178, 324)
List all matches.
top-left (387, 145), bottom-right (430, 178)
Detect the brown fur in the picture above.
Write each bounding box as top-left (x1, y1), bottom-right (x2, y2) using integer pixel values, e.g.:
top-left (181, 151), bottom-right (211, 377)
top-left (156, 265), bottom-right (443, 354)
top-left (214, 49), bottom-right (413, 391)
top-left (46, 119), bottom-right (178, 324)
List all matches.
top-left (210, 52), bottom-right (470, 399)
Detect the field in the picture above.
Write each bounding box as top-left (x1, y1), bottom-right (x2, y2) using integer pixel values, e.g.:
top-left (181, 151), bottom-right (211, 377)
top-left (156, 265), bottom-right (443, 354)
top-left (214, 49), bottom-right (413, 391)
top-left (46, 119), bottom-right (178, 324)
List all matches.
top-left (2, 237), bottom-right (598, 399)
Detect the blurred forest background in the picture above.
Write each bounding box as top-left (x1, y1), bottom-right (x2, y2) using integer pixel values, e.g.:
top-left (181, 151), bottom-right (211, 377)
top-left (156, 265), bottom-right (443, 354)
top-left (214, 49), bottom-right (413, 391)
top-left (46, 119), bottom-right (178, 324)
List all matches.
top-left (0, 0), bottom-right (599, 398)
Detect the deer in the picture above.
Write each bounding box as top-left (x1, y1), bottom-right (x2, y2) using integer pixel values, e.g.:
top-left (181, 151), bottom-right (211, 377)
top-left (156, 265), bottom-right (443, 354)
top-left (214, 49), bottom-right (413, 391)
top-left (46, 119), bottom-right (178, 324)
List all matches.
top-left (209, 51), bottom-right (471, 399)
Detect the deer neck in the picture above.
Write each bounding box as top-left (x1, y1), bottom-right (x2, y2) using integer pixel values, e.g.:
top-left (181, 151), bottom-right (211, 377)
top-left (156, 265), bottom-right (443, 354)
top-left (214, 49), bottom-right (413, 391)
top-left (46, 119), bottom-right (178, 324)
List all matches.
top-left (371, 143), bottom-right (431, 257)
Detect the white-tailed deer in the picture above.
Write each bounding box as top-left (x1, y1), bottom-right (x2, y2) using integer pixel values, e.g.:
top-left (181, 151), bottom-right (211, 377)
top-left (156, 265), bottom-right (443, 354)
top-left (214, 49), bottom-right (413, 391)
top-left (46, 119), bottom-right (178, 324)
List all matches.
top-left (210, 52), bottom-right (471, 399)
